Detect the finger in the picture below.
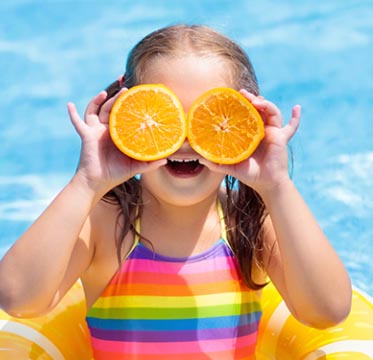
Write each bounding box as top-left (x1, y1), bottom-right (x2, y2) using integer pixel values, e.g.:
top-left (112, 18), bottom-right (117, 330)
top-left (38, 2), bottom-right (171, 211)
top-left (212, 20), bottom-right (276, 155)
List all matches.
top-left (131, 158), bottom-right (168, 177)
top-left (143, 159), bottom-right (168, 172)
top-left (252, 99), bottom-right (282, 127)
top-left (240, 89), bottom-right (282, 127)
top-left (84, 91), bottom-right (108, 119)
top-left (292, 104), bottom-right (301, 119)
top-left (67, 102), bottom-right (85, 136)
top-left (199, 158), bottom-right (229, 175)
top-left (283, 105), bottom-right (301, 141)
top-left (99, 87), bottom-right (128, 124)
top-left (239, 89), bottom-right (262, 101)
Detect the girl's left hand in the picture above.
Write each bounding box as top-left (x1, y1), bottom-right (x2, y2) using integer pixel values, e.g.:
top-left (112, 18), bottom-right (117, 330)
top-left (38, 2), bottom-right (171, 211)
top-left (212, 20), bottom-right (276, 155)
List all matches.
top-left (199, 90), bottom-right (301, 194)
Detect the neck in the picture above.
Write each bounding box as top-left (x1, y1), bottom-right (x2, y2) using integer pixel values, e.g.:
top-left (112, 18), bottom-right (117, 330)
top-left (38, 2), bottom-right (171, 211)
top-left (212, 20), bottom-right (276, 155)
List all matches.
top-left (139, 193), bottom-right (223, 257)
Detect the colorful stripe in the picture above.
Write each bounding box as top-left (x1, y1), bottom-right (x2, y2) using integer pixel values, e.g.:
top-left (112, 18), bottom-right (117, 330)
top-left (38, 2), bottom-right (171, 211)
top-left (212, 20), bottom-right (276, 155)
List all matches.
top-left (87, 240), bottom-right (261, 359)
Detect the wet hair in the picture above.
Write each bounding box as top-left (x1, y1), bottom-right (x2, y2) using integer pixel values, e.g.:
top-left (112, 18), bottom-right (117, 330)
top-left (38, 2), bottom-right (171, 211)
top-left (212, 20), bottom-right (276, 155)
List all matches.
top-left (103, 24), bottom-right (267, 290)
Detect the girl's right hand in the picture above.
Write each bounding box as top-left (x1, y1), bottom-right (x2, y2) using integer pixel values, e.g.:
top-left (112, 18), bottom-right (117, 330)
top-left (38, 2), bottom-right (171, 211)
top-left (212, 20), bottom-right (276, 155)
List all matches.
top-left (67, 90), bottom-right (166, 197)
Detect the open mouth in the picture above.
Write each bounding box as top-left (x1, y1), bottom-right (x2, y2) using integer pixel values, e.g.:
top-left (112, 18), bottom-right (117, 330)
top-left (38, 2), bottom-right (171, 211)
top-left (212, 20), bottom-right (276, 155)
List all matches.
top-left (166, 159), bottom-right (205, 177)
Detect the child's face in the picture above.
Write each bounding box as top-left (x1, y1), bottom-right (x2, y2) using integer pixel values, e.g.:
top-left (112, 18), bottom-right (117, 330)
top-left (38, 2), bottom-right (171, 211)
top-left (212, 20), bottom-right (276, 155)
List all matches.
top-left (140, 55), bottom-right (230, 206)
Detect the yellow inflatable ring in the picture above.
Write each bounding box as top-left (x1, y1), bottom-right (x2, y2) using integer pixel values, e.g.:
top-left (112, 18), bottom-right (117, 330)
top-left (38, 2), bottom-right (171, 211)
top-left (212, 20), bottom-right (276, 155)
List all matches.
top-left (1, 282), bottom-right (372, 359)
top-left (0, 282), bottom-right (93, 360)
top-left (256, 283), bottom-right (373, 359)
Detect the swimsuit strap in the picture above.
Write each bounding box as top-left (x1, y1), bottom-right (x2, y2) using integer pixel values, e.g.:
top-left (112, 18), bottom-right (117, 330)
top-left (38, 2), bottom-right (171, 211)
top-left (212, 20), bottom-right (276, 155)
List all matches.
top-left (125, 208), bottom-right (141, 260)
top-left (129, 200), bottom-right (230, 259)
top-left (217, 199), bottom-right (228, 241)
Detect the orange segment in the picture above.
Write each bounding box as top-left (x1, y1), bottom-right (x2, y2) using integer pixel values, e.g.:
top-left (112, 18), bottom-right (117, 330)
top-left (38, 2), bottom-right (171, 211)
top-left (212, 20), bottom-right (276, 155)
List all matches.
top-left (109, 84), bottom-right (187, 161)
top-left (187, 88), bottom-right (264, 164)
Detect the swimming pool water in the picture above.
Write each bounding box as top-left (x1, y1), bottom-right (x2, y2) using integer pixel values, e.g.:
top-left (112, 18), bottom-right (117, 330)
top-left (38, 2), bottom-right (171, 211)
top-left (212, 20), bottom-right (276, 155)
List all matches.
top-left (0, 1), bottom-right (372, 295)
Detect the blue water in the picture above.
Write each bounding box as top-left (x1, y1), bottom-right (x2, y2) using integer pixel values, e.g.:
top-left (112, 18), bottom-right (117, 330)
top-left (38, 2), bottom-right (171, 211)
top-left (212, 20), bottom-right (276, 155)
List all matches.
top-left (0, 1), bottom-right (372, 295)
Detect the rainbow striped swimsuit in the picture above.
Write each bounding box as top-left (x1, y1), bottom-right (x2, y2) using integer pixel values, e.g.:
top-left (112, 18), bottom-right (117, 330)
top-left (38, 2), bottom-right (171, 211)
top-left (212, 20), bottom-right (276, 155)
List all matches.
top-left (86, 238), bottom-right (262, 359)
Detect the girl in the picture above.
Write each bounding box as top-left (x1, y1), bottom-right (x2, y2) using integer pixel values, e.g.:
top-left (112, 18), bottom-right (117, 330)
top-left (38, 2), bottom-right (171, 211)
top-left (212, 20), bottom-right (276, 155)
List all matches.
top-left (0, 25), bottom-right (351, 359)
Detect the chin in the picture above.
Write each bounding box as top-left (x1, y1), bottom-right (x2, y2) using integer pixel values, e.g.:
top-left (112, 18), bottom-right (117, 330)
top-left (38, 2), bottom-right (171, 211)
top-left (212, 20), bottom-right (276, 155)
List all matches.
top-left (141, 178), bottom-right (223, 208)
top-left (140, 162), bottom-right (224, 206)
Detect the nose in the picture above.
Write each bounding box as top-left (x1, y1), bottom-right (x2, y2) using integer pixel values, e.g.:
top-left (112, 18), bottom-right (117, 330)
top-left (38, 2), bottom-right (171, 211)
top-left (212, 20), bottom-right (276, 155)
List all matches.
top-left (171, 139), bottom-right (200, 158)
top-left (180, 139), bottom-right (192, 149)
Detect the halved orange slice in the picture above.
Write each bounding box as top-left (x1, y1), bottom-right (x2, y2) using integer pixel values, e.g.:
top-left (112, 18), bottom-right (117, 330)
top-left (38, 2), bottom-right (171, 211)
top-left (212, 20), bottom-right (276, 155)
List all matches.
top-left (109, 84), bottom-right (187, 161)
top-left (187, 88), bottom-right (264, 164)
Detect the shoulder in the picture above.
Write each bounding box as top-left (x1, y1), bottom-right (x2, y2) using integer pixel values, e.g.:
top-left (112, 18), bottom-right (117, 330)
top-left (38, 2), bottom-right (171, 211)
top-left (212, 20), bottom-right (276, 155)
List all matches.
top-left (259, 215), bottom-right (281, 278)
top-left (90, 198), bottom-right (121, 240)
top-left (81, 198), bottom-right (132, 308)
top-left (77, 198), bottom-right (119, 255)
top-left (252, 216), bottom-right (275, 280)
top-left (85, 197), bottom-right (130, 268)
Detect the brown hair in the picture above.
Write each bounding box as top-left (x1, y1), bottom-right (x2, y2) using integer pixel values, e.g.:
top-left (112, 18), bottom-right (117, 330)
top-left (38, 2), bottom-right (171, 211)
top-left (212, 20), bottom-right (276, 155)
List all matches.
top-left (103, 24), bottom-right (267, 290)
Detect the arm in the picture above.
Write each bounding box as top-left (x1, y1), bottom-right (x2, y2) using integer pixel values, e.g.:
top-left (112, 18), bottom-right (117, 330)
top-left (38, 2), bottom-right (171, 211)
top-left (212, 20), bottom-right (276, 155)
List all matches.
top-left (261, 179), bottom-right (351, 328)
top-left (200, 92), bottom-right (352, 328)
top-left (0, 176), bottom-right (99, 317)
top-left (0, 89), bottom-right (165, 317)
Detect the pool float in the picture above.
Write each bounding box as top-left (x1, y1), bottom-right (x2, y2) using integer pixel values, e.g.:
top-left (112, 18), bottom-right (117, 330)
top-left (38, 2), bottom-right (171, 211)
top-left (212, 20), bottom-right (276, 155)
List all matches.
top-left (0, 282), bottom-right (92, 360)
top-left (256, 284), bottom-right (373, 359)
top-left (0, 281), bottom-right (372, 359)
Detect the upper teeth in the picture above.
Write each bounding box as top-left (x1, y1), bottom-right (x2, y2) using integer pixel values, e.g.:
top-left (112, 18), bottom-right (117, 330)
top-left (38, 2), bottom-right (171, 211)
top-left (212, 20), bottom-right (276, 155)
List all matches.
top-left (168, 159), bottom-right (198, 163)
